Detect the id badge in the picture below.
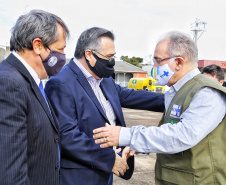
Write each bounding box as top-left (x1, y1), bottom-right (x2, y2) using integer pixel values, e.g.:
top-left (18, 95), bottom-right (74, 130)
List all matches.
top-left (170, 104), bottom-right (181, 118)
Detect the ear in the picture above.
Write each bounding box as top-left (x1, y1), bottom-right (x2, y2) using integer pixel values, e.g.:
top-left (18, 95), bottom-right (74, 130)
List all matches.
top-left (84, 50), bottom-right (93, 61)
top-left (175, 57), bottom-right (185, 71)
top-left (32, 38), bottom-right (44, 55)
top-left (220, 80), bottom-right (224, 85)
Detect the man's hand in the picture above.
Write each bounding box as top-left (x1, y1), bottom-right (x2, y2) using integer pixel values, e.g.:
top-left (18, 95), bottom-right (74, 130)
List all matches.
top-left (112, 148), bottom-right (128, 176)
top-left (93, 123), bottom-right (121, 148)
top-left (122, 146), bottom-right (136, 161)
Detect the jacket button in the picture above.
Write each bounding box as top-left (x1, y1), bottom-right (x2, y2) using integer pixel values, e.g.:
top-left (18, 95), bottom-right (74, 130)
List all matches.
top-left (55, 165), bottom-right (59, 171)
top-left (54, 138), bottom-right (58, 143)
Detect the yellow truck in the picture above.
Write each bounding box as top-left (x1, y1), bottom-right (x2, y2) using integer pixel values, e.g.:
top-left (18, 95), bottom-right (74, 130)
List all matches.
top-left (128, 78), bottom-right (165, 93)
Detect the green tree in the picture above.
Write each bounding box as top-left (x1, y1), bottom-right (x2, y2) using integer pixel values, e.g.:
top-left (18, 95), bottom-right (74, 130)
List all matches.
top-left (120, 56), bottom-right (143, 68)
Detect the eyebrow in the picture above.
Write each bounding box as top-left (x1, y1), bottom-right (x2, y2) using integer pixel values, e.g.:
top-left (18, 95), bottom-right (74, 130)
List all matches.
top-left (109, 52), bottom-right (116, 55)
top-left (59, 45), bottom-right (66, 50)
top-left (107, 52), bottom-right (116, 56)
top-left (154, 56), bottom-right (161, 60)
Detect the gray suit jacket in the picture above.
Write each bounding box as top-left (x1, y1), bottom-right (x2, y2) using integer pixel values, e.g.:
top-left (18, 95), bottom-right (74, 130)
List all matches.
top-left (0, 54), bottom-right (60, 185)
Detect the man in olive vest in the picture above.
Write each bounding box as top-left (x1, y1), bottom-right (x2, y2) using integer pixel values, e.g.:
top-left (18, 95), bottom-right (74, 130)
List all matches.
top-left (93, 31), bottom-right (226, 184)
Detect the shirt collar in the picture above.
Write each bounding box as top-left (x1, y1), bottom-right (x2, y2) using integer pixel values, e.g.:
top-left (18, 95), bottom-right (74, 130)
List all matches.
top-left (73, 57), bottom-right (103, 84)
top-left (12, 51), bottom-right (40, 86)
top-left (173, 68), bottom-right (200, 92)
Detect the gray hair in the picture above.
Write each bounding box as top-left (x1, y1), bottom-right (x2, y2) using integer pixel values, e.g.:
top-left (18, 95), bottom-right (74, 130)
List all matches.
top-left (10, 9), bottom-right (70, 51)
top-left (158, 31), bottom-right (198, 64)
top-left (74, 27), bottom-right (114, 59)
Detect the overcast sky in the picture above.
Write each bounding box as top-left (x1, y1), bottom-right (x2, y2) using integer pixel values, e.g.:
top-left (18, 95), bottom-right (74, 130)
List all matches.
top-left (0, 0), bottom-right (226, 61)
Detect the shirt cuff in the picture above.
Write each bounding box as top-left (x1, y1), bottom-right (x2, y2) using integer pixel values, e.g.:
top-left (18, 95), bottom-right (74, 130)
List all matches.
top-left (119, 127), bottom-right (132, 146)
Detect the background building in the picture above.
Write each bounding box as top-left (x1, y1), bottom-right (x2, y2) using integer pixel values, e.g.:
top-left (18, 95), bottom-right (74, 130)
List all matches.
top-left (114, 60), bottom-right (147, 87)
top-left (0, 45), bottom-right (10, 62)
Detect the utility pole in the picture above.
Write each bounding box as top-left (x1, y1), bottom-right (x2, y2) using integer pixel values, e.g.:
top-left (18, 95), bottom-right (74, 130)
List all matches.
top-left (191, 18), bottom-right (207, 44)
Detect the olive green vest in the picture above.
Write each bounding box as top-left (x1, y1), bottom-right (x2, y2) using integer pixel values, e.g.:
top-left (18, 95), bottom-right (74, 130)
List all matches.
top-left (155, 74), bottom-right (226, 185)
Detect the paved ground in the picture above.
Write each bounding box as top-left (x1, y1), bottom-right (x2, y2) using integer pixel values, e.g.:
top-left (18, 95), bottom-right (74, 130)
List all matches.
top-left (113, 108), bottom-right (163, 185)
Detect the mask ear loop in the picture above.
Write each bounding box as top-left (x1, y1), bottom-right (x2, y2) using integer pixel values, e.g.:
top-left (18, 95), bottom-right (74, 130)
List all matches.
top-left (167, 58), bottom-right (177, 73)
top-left (46, 46), bottom-right (51, 51)
top-left (39, 45), bottom-right (50, 60)
top-left (39, 54), bottom-right (43, 60)
top-left (84, 50), bottom-right (93, 60)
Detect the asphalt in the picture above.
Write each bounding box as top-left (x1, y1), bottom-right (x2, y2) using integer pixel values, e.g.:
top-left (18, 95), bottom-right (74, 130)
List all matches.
top-left (113, 108), bottom-right (163, 185)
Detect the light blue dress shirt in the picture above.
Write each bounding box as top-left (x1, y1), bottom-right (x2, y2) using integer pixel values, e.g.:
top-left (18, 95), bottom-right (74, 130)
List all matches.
top-left (119, 68), bottom-right (226, 154)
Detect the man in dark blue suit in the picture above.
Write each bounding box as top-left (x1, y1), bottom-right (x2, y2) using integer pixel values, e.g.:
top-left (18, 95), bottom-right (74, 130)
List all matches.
top-left (45, 27), bottom-right (164, 185)
top-left (0, 10), bottom-right (69, 185)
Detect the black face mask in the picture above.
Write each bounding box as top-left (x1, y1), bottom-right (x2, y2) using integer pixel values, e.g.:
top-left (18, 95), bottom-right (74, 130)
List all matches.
top-left (85, 52), bottom-right (115, 78)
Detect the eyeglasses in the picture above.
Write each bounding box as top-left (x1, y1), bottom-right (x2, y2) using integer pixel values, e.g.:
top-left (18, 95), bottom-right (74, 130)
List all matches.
top-left (153, 55), bottom-right (180, 66)
top-left (91, 50), bottom-right (116, 62)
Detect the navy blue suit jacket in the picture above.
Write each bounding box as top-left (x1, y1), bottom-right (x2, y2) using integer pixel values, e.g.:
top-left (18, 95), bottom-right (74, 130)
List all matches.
top-left (0, 54), bottom-right (60, 185)
top-left (45, 59), bottom-right (164, 185)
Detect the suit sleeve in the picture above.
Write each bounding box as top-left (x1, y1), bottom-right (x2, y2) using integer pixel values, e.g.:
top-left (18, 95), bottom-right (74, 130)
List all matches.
top-left (113, 79), bottom-right (165, 112)
top-left (0, 77), bottom-right (28, 184)
top-left (45, 78), bottom-right (115, 173)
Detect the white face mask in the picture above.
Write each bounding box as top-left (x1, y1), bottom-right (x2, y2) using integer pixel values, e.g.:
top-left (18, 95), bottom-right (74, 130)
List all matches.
top-left (152, 59), bottom-right (175, 86)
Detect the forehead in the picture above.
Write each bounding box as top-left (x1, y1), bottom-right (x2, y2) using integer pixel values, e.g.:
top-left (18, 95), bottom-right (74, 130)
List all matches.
top-left (154, 40), bottom-right (169, 57)
top-left (51, 24), bottom-right (66, 46)
top-left (203, 72), bottom-right (218, 80)
top-left (99, 36), bottom-right (115, 53)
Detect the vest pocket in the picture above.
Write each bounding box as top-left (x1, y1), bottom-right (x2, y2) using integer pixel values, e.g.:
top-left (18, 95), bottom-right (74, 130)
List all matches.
top-left (161, 165), bottom-right (195, 185)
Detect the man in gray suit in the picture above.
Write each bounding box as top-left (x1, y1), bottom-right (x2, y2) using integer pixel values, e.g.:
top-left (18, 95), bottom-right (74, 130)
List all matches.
top-left (0, 10), bottom-right (69, 185)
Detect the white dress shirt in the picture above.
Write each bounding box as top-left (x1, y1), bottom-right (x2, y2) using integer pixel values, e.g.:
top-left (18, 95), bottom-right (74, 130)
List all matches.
top-left (12, 51), bottom-right (40, 86)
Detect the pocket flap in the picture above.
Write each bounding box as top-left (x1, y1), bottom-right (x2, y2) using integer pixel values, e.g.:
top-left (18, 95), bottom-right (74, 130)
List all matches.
top-left (162, 166), bottom-right (195, 185)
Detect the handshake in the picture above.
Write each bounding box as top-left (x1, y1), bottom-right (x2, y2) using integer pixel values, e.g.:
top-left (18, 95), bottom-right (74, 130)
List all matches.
top-left (93, 123), bottom-right (135, 176)
top-left (113, 147), bottom-right (135, 176)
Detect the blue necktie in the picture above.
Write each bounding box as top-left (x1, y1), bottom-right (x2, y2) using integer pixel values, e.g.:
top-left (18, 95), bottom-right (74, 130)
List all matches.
top-left (39, 81), bottom-right (49, 108)
top-left (39, 81), bottom-right (60, 169)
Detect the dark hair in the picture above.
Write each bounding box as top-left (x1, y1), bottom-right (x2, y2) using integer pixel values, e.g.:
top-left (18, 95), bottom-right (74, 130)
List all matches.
top-left (74, 27), bottom-right (114, 59)
top-left (10, 9), bottom-right (70, 51)
top-left (222, 81), bottom-right (226, 87)
top-left (201, 64), bottom-right (225, 82)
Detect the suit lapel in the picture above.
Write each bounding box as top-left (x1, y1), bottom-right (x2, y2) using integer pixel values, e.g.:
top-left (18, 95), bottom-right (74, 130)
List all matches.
top-left (68, 60), bottom-right (109, 122)
top-left (7, 54), bottom-right (58, 132)
top-left (100, 80), bottom-right (126, 127)
top-left (31, 83), bottom-right (58, 132)
top-left (47, 99), bottom-right (59, 131)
